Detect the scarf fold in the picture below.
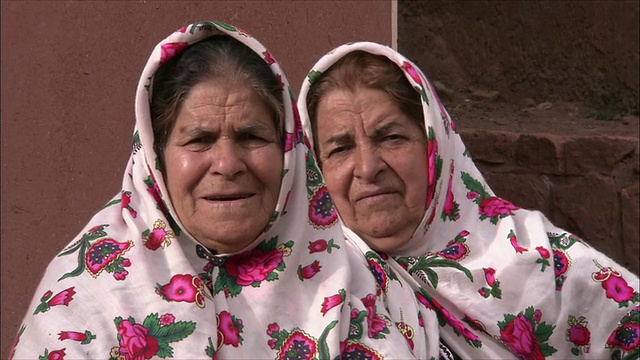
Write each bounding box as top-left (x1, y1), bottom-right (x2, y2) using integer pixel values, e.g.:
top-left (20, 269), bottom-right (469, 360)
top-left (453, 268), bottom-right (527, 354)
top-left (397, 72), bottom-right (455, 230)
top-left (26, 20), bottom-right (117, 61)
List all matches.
top-left (10, 24), bottom-right (435, 360)
top-left (298, 41), bottom-right (640, 359)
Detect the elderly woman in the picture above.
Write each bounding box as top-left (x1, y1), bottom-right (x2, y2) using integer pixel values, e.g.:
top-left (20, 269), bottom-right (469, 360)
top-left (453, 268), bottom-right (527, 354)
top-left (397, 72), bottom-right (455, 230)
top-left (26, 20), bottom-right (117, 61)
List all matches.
top-left (299, 43), bottom-right (640, 359)
top-left (10, 24), bottom-right (436, 359)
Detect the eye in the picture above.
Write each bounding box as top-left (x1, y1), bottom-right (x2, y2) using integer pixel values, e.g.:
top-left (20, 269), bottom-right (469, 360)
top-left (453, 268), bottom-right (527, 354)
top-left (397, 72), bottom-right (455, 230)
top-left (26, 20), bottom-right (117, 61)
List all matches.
top-left (327, 145), bottom-right (349, 158)
top-left (383, 134), bottom-right (405, 141)
top-left (183, 135), bottom-right (214, 151)
top-left (238, 132), bottom-right (268, 143)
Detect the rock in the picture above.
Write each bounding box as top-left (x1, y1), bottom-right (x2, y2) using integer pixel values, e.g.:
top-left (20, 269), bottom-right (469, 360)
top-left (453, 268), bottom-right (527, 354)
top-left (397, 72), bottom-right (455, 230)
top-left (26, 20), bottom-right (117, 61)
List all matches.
top-left (520, 97), bottom-right (537, 108)
top-left (536, 102), bottom-right (553, 111)
top-left (432, 80), bottom-right (454, 100)
top-left (471, 89), bottom-right (500, 101)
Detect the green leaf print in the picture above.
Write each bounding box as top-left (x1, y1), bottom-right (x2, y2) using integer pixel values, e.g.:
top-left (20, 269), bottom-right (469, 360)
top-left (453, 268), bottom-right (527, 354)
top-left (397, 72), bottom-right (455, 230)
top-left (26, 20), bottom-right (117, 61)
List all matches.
top-left (155, 341), bottom-right (173, 358)
top-left (425, 268), bottom-right (439, 288)
top-left (153, 321), bottom-right (197, 344)
top-left (534, 321), bottom-right (555, 343)
top-left (307, 70), bottom-right (323, 86)
top-left (211, 21), bottom-right (236, 32)
top-left (412, 256), bottom-right (473, 284)
top-left (461, 172), bottom-right (488, 203)
top-left (318, 320), bottom-right (338, 360)
top-left (143, 313), bottom-right (161, 334)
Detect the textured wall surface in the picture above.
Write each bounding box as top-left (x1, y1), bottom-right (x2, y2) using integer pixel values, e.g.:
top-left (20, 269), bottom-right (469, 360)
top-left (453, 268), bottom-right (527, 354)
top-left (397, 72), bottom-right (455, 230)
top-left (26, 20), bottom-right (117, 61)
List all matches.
top-left (399, 1), bottom-right (639, 112)
top-left (0, 2), bottom-right (392, 357)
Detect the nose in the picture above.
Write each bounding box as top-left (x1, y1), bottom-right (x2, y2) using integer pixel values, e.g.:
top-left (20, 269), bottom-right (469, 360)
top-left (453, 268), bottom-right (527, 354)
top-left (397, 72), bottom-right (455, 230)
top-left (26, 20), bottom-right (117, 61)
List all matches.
top-left (209, 139), bottom-right (246, 178)
top-left (353, 144), bottom-right (384, 182)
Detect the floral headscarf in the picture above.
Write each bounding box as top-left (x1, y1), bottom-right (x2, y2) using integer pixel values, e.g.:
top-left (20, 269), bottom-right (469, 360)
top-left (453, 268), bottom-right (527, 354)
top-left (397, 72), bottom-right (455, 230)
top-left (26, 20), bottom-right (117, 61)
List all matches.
top-left (10, 24), bottom-right (438, 359)
top-left (298, 42), bottom-right (640, 359)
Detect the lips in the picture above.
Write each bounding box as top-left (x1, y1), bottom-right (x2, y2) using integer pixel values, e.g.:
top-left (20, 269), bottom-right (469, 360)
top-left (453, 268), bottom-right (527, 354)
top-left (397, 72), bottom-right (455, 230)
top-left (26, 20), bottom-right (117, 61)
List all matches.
top-left (353, 188), bottom-right (395, 202)
top-left (203, 193), bottom-right (253, 201)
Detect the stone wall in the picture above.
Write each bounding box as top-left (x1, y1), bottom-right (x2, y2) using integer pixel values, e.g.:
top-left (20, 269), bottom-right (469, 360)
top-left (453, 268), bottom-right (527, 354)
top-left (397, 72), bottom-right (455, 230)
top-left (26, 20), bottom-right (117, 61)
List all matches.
top-left (460, 129), bottom-right (639, 274)
top-left (399, 0), bottom-right (639, 275)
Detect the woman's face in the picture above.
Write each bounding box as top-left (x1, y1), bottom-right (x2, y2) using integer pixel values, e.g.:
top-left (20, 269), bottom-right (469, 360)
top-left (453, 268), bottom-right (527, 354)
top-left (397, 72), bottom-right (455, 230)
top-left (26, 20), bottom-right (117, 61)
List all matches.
top-left (163, 81), bottom-right (283, 253)
top-left (315, 87), bottom-right (428, 253)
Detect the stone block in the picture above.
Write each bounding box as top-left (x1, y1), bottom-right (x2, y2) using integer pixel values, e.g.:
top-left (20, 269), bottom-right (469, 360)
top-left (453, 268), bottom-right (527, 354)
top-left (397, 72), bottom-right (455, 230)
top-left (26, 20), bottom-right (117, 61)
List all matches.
top-left (550, 174), bottom-right (624, 264)
top-left (564, 136), bottom-right (638, 175)
top-left (515, 134), bottom-right (563, 174)
top-left (459, 130), bottom-right (519, 165)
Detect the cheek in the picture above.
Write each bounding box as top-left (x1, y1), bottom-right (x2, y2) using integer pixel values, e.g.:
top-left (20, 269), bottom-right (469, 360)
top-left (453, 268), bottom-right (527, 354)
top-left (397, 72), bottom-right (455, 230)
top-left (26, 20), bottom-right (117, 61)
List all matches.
top-left (252, 148), bottom-right (284, 191)
top-left (164, 151), bottom-right (207, 194)
top-left (404, 153), bottom-right (429, 200)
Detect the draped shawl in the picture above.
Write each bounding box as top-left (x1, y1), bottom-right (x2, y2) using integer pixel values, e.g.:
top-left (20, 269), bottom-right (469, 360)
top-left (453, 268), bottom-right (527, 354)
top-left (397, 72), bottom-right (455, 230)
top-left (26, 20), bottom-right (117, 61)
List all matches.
top-left (10, 24), bottom-right (438, 360)
top-left (298, 42), bottom-right (640, 360)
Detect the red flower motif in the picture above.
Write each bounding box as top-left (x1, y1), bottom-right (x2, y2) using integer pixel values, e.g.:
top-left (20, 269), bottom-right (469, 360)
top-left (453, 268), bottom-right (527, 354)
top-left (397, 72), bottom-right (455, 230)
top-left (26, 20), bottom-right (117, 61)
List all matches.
top-left (121, 191), bottom-right (137, 218)
top-left (508, 231), bottom-right (528, 254)
top-left (321, 289), bottom-right (346, 316)
top-left (49, 288), bottom-right (75, 306)
top-left (308, 239), bottom-right (328, 253)
top-left (361, 294), bottom-right (389, 338)
top-left (466, 191), bottom-right (479, 200)
top-left (442, 162), bottom-right (459, 220)
top-left (297, 260), bottom-right (321, 280)
top-left (263, 51), bottom-right (275, 65)
top-left (156, 274), bottom-right (204, 306)
top-left (159, 313), bottom-right (175, 326)
top-left (607, 322), bottom-right (639, 352)
top-left (568, 324), bottom-right (591, 346)
top-left (479, 197), bottom-right (519, 218)
top-left (145, 176), bottom-right (169, 215)
top-left (35, 287), bottom-right (76, 314)
top-left (225, 248), bottom-right (283, 286)
top-left (117, 320), bottom-right (159, 360)
top-left (145, 228), bottom-right (169, 250)
top-left (58, 330), bottom-right (95, 344)
top-left (415, 291), bottom-right (432, 310)
top-left (45, 348), bottom-right (66, 360)
top-left (533, 309), bottom-right (542, 323)
top-left (500, 315), bottom-right (544, 360)
top-left (402, 61), bottom-right (422, 85)
top-left (308, 187), bottom-right (338, 228)
top-left (268, 338), bottom-right (277, 349)
top-left (425, 138), bottom-right (438, 209)
top-left (592, 266), bottom-right (637, 305)
top-left (438, 242), bottom-right (469, 261)
top-left (535, 246), bottom-right (550, 259)
top-left (483, 268), bottom-right (496, 287)
top-left (160, 42), bottom-right (189, 65)
top-left (217, 311), bottom-right (243, 348)
top-left (266, 323), bottom-right (280, 336)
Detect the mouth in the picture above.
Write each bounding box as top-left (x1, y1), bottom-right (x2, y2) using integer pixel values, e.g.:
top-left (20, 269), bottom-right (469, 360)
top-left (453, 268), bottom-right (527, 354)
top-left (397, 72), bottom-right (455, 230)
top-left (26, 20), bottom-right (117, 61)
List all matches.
top-left (354, 189), bottom-right (395, 202)
top-left (203, 194), bottom-right (254, 201)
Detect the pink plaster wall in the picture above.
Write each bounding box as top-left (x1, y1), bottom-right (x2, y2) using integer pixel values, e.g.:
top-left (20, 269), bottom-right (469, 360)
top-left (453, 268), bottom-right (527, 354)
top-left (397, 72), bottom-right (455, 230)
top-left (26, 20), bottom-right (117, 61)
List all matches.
top-left (0, 1), bottom-right (392, 357)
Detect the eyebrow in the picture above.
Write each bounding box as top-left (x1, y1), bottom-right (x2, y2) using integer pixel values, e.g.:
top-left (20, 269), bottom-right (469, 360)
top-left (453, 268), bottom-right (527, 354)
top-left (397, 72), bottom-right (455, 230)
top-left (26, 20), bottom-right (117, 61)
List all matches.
top-left (178, 122), bottom-right (275, 137)
top-left (322, 132), bottom-right (353, 148)
top-left (372, 122), bottom-right (401, 137)
top-left (322, 121), bottom-right (403, 146)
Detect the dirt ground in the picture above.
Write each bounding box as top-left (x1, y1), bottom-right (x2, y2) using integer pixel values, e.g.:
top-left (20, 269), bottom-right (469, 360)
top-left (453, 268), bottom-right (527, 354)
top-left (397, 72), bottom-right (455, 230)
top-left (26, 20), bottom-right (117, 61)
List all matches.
top-left (398, 1), bottom-right (639, 137)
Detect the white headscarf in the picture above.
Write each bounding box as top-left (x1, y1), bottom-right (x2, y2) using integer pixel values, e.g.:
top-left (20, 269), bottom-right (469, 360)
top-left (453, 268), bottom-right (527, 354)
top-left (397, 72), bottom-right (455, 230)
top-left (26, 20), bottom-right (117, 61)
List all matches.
top-left (10, 24), bottom-right (437, 360)
top-left (298, 41), bottom-right (640, 359)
